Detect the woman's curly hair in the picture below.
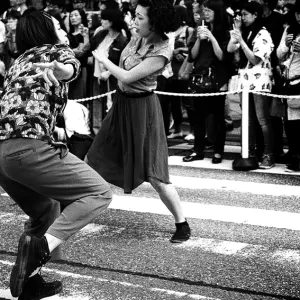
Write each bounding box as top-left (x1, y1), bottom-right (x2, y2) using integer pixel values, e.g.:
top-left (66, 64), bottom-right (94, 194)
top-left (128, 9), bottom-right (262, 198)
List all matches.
top-left (137, 0), bottom-right (180, 36)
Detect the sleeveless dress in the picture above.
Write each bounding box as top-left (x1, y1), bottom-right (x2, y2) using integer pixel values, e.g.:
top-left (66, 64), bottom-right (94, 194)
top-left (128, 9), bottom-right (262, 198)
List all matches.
top-left (86, 36), bottom-right (172, 193)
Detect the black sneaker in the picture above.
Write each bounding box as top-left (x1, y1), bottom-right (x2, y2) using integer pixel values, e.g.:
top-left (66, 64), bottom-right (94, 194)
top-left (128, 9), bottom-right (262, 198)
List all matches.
top-left (18, 273), bottom-right (62, 300)
top-left (170, 222), bottom-right (191, 243)
top-left (259, 154), bottom-right (275, 169)
top-left (10, 234), bottom-right (51, 297)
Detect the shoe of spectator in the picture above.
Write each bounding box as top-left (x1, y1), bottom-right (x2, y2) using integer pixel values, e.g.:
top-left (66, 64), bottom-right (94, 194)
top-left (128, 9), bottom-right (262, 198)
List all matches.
top-left (259, 154), bottom-right (275, 169)
top-left (225, 121), bottom-right (234, 131)
top-left (170, 222), bottom-right (191, 243)
top-left (204, 142), bottom-right (214, 151)
top-left (183, 152), bottom-right (204, 162)
top-left (10, 234), bottom-right (51, 297)
top-left (184, 133), bottom-right (195, 141)
top-left (212, 153), bottom-right (222, 164)
top-left (18, 273), bottom-right (62, 300)
top-left (285, 165), bottom-right (300, 173)
top-left (167, 132), bottom-right (183, 139)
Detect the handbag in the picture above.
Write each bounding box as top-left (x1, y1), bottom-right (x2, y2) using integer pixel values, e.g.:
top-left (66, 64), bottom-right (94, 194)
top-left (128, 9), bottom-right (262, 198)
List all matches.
top-left (270, 97), bottom-right (285, 117)
top-left (178, 56), bottom-right (194, 80)
top-left (188, 67), bottom-right (218, 93)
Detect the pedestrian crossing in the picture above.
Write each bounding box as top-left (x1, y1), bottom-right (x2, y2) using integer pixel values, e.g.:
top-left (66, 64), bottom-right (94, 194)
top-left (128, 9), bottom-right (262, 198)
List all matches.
top-left (0, 151), bottom-right (299, 299)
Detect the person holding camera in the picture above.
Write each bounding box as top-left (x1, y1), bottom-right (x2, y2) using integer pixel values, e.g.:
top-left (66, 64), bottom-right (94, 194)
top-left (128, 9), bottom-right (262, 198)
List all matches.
top-left (227, 1), bottom-right (275, 169)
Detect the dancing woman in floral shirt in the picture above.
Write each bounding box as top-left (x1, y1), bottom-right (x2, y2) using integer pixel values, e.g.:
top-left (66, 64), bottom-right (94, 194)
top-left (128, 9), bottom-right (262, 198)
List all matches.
top-left (0, 11), bottom-right (112, 299)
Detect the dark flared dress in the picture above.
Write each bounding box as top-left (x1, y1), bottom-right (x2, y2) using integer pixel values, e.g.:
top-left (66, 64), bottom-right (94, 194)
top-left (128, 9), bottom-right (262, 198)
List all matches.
top-left (86, 89), bottom-right (170, 193)
top-left (86, 36), bottom-right (172, 193)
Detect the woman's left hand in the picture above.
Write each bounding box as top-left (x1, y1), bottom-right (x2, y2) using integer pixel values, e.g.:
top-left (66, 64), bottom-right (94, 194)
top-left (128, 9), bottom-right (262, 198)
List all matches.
top-left (100, 71), bottom-right (110, 81)
top-left (79, 24), bottom-right (89, 37)
top-left (92, 49), bottom-right (104, 63)
top-left (230, 29), bottom-right (242, 43)
top-left (200, 26), bottom-right (214, 41)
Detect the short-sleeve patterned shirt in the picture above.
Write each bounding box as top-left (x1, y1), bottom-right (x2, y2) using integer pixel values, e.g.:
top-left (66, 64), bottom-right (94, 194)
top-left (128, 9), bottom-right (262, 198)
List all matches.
top-left (237, 28), bottom-right (274, 92)
top-left (118, 36), bottom-right (172, 93)
top-left (0, 44), bottom-right (80, 141)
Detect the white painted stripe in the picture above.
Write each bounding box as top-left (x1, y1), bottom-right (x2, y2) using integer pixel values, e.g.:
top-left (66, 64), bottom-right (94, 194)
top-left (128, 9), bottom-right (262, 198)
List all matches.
top-left (0, 261), bottom-right (220, 300)
top-left (1, 193), bottom-right (300, 231)
top-left (165, 175), bottom-right (300, 196)
top-left (168, 155), bottom-right (300, 176)
top-left (111, 195), bottom-right (300, 231)
top-left (1, 193), bottom-right (9, 197)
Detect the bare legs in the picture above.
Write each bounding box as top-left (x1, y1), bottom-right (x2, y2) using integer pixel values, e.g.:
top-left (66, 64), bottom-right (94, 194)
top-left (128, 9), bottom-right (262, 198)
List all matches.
top-left (148, 177), bottom-right (186, 223)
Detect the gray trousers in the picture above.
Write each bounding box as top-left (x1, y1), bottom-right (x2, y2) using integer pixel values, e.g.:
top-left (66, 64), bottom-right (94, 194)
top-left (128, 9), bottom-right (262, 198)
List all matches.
top-left (0, 138), bottom-right (112, 241)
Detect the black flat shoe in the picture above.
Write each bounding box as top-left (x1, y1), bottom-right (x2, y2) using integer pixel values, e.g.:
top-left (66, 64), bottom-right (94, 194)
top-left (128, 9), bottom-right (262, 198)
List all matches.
top-left (212, 154), bottom-right (222, 164)
top-left (183, 153), bottom-right (204, 162)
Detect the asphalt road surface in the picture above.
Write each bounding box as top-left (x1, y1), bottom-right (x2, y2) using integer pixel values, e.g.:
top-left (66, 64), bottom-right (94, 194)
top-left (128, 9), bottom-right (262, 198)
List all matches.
top-left (0, 142), bottom-right (300, 300)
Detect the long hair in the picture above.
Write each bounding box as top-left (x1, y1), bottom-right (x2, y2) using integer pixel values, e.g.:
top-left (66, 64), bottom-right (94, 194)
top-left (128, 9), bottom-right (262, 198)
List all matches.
top-left (16, 11), bottom-right (59, 54)
top-left (69, 8), bottom-right (88, 33)
top-left (239, 1), bottom-right (264, 68)
top-left (202, 0), bottom-right (230, 38)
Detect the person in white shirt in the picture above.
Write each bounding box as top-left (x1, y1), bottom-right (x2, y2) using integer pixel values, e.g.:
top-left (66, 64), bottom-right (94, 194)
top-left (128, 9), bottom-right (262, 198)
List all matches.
top-left (55, 100), bottom-right (94, 160)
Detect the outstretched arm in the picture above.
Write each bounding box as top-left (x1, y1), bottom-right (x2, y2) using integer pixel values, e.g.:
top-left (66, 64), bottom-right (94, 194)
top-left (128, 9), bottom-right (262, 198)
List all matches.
top-left (92, 49), bottom-right (167, 84)
top-left (29, 60), bottom-right (75, 87)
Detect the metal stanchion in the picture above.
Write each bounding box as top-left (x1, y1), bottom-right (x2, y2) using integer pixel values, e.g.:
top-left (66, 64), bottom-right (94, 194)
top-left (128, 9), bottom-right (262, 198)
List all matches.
top-left (232, 89), bottom-right (258, 171)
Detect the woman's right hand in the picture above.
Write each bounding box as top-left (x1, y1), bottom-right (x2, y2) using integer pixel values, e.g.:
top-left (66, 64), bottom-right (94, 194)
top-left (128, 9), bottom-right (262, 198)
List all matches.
top-left (286, 34), bottom-right (294, 47)
top-left (92, 49), bottom-right (104, 63)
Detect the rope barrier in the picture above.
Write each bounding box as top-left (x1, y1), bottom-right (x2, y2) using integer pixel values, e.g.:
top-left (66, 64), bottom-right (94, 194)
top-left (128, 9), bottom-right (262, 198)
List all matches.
top-left (71, 89), bottom-right (300, 102)
top-left (73, 90), bottom-right (116, 102)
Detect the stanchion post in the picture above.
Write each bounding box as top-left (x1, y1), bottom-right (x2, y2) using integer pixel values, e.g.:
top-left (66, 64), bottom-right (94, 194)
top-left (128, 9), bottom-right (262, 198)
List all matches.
top-left (241, 88), bottom-right (249, 159)
top-left (232, 89), bottom-right (258, 171)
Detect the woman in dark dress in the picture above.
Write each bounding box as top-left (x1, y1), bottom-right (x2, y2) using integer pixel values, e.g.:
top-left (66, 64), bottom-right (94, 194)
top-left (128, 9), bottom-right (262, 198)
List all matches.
top-left (87, 0), bottom-right (191, 243)
top-left (68, 8), bottom-right (89, 100)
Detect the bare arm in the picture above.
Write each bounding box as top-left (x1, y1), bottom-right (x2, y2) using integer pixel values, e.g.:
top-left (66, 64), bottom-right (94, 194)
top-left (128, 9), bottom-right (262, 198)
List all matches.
top-left (231, 29), bottom-right (261, 65)
top-left (30, 61), bottom-right (75, 87)
top-left (277, 27), bottom-right (290, 61)
top-left (210, 35), bottom-right (223, 61)
top-left (92, 49), bottom-right (167, 84)
top-left (191, 38), bottom-right (201, 60)
top-left (239, 39), bottom-right (261, 65)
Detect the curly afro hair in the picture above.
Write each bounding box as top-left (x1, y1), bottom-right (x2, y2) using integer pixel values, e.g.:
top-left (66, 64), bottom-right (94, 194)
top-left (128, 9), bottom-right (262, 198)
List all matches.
top-left (137, 0), bottom-right (180, 36)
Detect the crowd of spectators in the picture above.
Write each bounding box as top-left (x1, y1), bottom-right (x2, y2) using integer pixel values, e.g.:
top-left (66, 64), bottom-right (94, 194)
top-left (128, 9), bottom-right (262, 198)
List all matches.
top-left (0, 0), bottom-right (299, 171)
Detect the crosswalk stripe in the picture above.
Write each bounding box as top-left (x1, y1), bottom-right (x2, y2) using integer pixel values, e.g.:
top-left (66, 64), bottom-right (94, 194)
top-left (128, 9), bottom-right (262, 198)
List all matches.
top-left (111, 195), bottom-right (300, 231)
top-left (1, 191), bottom-right (300, 232)
top-left (0, 261), bottom-right (221, 300)
top-left (163, 175), bottom-right (300, 196)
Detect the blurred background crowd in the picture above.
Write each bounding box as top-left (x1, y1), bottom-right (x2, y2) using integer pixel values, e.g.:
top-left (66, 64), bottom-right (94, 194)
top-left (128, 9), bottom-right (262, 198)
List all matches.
top-left (0, 0), bottom-right (299, 171)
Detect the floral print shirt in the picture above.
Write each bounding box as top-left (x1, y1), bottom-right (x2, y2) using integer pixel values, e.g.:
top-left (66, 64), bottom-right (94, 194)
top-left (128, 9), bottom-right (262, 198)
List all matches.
top-left (0, 44), bottom-right (80, 141)
top-left (237, 28), bottom-right (274, 92)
